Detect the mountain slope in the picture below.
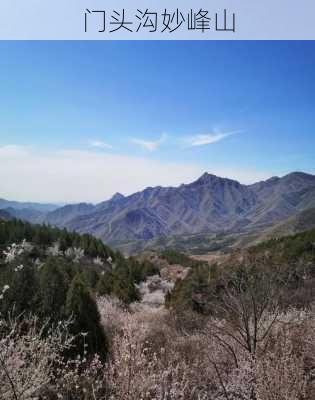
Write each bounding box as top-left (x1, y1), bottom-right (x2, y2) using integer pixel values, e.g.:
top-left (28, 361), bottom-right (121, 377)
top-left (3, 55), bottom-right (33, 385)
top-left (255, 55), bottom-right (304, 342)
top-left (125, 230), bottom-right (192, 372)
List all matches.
top-left (44, 203), bottom-right (95, 226)
top-left (36, 171), bottom-right (315, 250)
top-left (245, 172), bottom-right (315, 229)
top-left (3, 207), bottom-right (44, 223)
top-left (54, 174), bottom-right (259, 244)
top-left (0, 209), bottom-right (13, 221)
top-left (0, 198), bottom-right (58, 212)
top-left (261, 207), bottom-right (315, 239)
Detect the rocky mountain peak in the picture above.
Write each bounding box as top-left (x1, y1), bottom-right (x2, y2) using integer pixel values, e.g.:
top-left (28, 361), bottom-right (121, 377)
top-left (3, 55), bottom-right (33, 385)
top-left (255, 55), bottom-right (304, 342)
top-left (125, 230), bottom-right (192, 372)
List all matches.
top-left (193, 172), bottom-right (241, 188)
top-left (111, 192), bottom-right (125, 202)
top-left (193, 172), bottom-right (220, 185)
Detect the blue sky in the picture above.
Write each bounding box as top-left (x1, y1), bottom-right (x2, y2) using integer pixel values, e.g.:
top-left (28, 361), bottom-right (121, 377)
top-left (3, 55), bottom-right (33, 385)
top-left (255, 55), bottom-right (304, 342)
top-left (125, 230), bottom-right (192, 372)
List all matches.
top-left (0, 41), bottom-right (314, 203)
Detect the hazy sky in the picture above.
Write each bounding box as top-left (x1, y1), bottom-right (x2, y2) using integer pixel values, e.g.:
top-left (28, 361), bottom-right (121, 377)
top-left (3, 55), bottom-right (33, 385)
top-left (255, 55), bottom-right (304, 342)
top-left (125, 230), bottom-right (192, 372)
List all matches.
top-left (0, 41), bottom-right (314, 203)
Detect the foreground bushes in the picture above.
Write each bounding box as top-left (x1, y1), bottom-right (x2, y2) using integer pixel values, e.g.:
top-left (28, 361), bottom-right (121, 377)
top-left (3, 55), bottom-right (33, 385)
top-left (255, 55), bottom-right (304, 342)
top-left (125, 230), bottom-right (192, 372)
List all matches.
top-left (2, 297), bottom-right (315, 400)
top-left (100, 300), bottom-right (315, 400)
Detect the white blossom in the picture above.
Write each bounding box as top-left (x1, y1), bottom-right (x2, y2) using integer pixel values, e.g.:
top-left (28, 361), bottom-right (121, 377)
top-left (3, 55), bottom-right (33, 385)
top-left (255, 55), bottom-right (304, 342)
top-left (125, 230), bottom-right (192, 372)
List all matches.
top-left (14, 264), bottom-right (24, 272)
top-left (46, 242), bottom-right (62, 257)
top-left (93, 256), bottom-right (104, 266)
top-left (65, 247), bottom-right (84, 263)
top-left (3, 240), bottom-right (32, 263)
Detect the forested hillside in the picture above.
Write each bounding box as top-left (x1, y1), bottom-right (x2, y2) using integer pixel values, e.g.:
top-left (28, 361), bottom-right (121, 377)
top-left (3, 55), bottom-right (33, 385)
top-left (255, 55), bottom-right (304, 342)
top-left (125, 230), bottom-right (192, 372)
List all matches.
top-left (1, 219), bottom-right (315, 399)
top-left (0, 219), bottom-right (157, 355)
top-left (167, 228), bottom-right (315, 313)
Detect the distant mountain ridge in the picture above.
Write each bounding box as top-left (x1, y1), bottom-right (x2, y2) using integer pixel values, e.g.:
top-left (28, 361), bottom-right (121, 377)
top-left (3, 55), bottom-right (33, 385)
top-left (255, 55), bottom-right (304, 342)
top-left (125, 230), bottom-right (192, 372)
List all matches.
top-left (2, 171), bottom-right (315, 251)
top-left (0, 198), bottom-right (58, 212)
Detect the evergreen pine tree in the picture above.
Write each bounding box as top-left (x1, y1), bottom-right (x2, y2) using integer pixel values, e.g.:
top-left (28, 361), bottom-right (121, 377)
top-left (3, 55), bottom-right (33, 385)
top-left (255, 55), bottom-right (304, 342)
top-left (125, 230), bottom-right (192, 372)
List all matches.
top-left (39, 259), bottom-right (68, 322)
top-left (96, 271), bottom-right (114, 296)
top-left (66, 274), bottom-right (108, 357)
top-left (1, 263), bottom-right (39, 316)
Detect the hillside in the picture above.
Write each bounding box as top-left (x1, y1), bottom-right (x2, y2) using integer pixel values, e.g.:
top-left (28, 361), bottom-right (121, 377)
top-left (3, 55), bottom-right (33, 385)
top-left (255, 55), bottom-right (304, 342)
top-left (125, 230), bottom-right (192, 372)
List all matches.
top-left (2, 171), bottom-right (315, 253)
top-left (0, 198), bottom-right (58, 212)
top-left (262, 207), bottom-right (315, 238)
top-left (167, 227), bottom-right (315, 313)
top-left (0, 218), bottom-right (158, 307)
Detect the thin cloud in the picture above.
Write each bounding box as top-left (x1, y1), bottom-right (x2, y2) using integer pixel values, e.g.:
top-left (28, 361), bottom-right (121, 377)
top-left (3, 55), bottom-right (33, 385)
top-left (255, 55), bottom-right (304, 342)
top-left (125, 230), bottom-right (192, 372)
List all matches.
top-left (184, 131), bottom-right (239, 147)
top-left (0, 144), bottom-right (273, 203)
top-left (131, 133), bottom-right (167, 152)
top-left (88, 140), bottom-right (113, 149)
top-left (0, 144), bottom-right (200, 203)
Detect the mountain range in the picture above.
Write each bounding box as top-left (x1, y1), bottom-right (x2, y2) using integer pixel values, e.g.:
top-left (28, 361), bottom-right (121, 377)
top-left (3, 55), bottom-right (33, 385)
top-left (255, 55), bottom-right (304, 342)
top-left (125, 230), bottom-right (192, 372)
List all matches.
top-left (0, 198), bottom-right (58, 213)
top-left (1, 171), bottom-right (315, 253)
